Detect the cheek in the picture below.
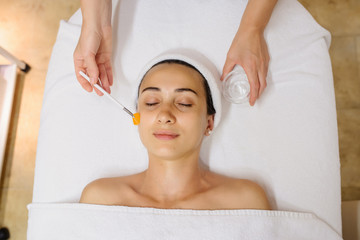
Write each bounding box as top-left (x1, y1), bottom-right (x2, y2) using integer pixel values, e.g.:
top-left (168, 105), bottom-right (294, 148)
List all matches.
top-left (180, 111), bottom-right (208, 134)
top-left (138, 111), bottom-right (151, 133)
top-left (138, 122), bottom-right (150, 148)
top-left (137, 110), bottom-right (157, 142)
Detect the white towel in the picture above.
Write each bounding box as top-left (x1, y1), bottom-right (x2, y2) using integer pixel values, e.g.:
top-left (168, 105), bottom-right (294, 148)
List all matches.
top-left (31, 0), bottom-right (342, 236)
top-left (27, 203), bottom-right (342, 240)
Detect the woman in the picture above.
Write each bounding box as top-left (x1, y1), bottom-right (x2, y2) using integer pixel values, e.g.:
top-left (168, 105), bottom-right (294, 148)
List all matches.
top-left (80, 56), bottom-right (271, 210)
top-left (73, 0), bottom-right (277, 106)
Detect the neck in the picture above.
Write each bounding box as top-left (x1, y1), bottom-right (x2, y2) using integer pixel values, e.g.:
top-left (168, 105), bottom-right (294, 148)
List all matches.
top-left (138, 151), bottom-right (209, 204)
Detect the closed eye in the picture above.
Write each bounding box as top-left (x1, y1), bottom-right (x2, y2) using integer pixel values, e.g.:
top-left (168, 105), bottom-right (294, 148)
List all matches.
top-left (146, 103), bottom-right (159, 106)
top-left (178, 103), bottom-right (192, 107)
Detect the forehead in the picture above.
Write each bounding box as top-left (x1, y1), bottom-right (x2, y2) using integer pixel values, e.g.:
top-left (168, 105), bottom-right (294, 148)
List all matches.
top-left (139, 63), bottom-right (205, 93)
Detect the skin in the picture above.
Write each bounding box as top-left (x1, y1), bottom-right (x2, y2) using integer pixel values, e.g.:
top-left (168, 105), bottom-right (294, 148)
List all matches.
top-left (80, 63), bottom-right (271, 210)
top-left (74, 0), bottom-right (278, 106)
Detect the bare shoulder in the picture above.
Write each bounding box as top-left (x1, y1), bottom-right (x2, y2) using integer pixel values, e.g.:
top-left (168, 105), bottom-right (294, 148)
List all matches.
top-left (223, 178), bottom-right (271, 210)
top-left (79, 177), bottom-right (131, 205)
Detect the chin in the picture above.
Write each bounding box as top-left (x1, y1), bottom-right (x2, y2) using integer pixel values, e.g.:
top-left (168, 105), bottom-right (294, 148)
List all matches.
top-left (150, 149), bottom-right (179, 160)
top-left (147, 145), bottom-right (187, 160)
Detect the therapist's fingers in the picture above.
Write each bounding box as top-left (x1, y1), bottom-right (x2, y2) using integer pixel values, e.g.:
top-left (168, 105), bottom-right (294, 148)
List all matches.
top-left (74, 46), bottom-right (93, 92)
top-left (74, 64), bottom-right (93, 93)
top-left (244, 65), bottom-right (259, 106)
top-left (258, 62), bottom-right (268, 98)
top-left (221, 58), bottom-right (236, 81)
top-left (93, 81), bottom-right (104, 96)
top-left (92, 76), bottom-right (104, 96)
top-left (84, 53), bottom-right (100, 86)
top-left (99, 64), bottom-right (111, 94)
top-left (84, 53), bottom-right (105, 96)
top-left (259, 41), bottom-right (270, 98)
top-left (77, 69), bottom-right (93, 92)
top-left (105, 61), bottom-right (113, 86)
top-left (77, 71), bottom-right (93, 92)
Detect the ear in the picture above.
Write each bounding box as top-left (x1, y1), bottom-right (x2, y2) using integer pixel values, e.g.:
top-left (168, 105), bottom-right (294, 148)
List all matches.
top-left (205, 114), bottom-right (215, 136)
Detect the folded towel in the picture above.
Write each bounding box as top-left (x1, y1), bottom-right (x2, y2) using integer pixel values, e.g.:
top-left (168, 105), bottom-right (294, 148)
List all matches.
top-left (27, 203), bottom-right (342, 240)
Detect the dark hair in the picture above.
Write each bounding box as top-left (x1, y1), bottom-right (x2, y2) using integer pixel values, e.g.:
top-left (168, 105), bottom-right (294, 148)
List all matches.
top-left (138, 59), bottom-right (216, 115)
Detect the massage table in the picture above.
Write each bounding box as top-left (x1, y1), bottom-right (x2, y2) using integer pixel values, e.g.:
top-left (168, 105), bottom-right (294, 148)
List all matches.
top-left (27, 0), bottom-right (343, 239)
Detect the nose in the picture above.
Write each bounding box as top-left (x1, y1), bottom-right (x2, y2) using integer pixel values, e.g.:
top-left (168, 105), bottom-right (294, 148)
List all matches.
top-left (156, 105), bottom-right (176, 124)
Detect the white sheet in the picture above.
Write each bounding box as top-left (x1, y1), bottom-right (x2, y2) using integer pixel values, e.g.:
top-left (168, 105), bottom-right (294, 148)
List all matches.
top-left (27, 203), bottom-right (342, 240)
top-left (30, 0), bottom-right (342, 237)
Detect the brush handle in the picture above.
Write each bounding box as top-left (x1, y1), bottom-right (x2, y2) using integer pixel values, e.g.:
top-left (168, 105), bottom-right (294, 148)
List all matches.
top-left (79, 71), bottom-right (134, 117)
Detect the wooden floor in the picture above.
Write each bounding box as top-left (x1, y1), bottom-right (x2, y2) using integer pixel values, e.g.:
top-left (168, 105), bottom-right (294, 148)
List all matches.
top-left (0, 0), bottom-right (359, 239)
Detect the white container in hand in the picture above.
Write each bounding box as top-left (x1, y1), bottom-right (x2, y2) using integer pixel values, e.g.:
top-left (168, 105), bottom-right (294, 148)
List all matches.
top-left (222, 65), bottom-right (250, 104)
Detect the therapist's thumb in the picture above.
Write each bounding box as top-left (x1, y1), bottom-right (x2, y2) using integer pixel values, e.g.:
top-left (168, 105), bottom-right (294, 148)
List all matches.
top-left (221, 59), bottom-right (235, 81)
top-left (84, 54), bottom-right (99, 85)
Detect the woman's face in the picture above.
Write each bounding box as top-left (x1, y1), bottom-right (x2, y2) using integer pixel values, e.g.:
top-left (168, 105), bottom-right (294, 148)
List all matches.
top-left (137, 63), bottom-right (214, 160)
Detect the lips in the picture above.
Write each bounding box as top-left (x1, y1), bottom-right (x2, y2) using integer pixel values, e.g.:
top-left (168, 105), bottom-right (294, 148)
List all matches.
top-left (153, 130), bottom-right (179, 140)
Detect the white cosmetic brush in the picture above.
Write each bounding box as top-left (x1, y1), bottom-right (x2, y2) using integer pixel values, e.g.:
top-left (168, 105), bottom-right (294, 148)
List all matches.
top-left (79, 71), bottom-right (140, 125)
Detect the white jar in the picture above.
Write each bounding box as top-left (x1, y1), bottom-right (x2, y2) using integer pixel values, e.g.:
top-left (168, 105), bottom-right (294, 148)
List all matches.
top-left (222, 65), bottom-right (250, 104)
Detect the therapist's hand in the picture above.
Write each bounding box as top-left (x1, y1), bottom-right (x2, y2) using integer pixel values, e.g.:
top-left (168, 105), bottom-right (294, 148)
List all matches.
top-left (74, 25), bottom-right (113, 96)
top-left (73, 0), bottom-right (113, 96)
top-left (221, 29), bottom-right (269, 106)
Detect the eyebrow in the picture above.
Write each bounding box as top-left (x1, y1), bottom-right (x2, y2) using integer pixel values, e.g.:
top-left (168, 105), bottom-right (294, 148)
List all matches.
top-left (141, 87), bottom-right (198, 96)
top-left (141, 87), bottom-right (160, 93)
